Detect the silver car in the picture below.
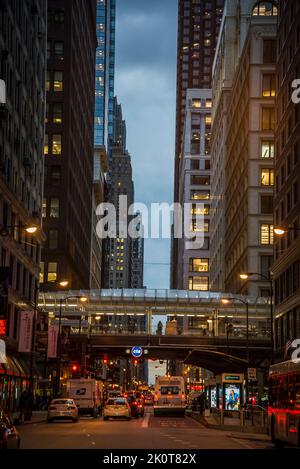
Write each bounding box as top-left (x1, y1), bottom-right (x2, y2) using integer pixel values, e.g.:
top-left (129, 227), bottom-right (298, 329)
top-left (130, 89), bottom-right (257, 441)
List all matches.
top-left (103, 397), bottom-right (131, 421)
top-left (47, 399), bottom-right (79, 423)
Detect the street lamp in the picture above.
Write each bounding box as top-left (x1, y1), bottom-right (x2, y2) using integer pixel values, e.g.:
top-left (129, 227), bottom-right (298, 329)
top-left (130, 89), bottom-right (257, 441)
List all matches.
top-left (0, 224), bottom-right (40, 237)
top-left (221, 297), bottom-right (250, 402)
top-left (239, 272), bottom-right (274, 364)
top-left (274, 226), bottom-right (300, 236)
top-left (54, 294), bottom-right (87, 397)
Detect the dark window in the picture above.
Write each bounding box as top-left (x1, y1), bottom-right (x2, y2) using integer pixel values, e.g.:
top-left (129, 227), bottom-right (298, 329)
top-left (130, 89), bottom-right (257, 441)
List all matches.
top-left (261, 195), bottom-right (273, 213)
top-left (260, 255), bottom-right (272, 279)
top-left (263, 40), bottom-right (276, 63)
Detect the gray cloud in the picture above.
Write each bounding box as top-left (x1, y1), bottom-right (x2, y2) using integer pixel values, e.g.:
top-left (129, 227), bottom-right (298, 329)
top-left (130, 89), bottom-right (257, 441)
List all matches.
top-left (115, 0), bottom-right (177, 289)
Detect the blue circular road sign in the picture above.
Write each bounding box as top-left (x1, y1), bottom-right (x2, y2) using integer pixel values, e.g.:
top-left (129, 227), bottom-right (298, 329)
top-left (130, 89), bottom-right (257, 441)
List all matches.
top-left (131, 346), bottom-right (143, 358)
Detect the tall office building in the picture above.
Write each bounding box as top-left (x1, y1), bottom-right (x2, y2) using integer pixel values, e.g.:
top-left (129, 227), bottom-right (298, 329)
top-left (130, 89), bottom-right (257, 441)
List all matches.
top-left (175, 88), bottom-right (212, 292)
top-left (171, 0), bottom-right (223, 288)
top-left (210, 0), bottom-right (277, 297)
top-left (103, 144), bottom-right (134, 289)
top-left (0, 0), bottom-right (47, 410)
top-left (91, 0), bottom-right (116, 288)
top-left (273, 0), bottom-right (300, 359)
top-left (130, 214), bottom-right (144, 289)
top-left (94, 0), bottom-right (116, 150)
top-left (42, 0), bottom-right (97, 290)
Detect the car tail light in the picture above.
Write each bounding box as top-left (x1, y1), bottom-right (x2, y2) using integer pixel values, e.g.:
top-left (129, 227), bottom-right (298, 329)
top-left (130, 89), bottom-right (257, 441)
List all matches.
top-left (49, 406), bottom-right (57, 410)
top-left (139, 404), bottom-right (142, 408)
top-left (181, 394), bottom-right (185, 400)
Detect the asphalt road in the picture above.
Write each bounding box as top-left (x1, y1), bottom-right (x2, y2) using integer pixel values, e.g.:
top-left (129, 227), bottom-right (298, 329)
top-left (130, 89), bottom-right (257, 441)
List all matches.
top-left (18, 410), bottom-right (273, 450)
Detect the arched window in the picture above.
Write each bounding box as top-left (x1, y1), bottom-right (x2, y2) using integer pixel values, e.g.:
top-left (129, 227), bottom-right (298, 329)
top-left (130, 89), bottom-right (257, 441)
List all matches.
top-left (252, 1), bottom-right (278, 16)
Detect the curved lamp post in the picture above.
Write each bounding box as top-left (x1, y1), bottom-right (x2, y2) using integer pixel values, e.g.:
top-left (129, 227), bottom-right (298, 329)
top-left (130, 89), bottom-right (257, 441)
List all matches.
top-left (239, 272), bottom-right (273, 364)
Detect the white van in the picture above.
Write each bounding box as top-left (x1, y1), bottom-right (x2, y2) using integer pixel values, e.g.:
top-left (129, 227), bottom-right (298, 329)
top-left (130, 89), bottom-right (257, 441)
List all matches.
top-left (66, 379), bottom-right (103, 417)
top-left (154, 376), bottom-right (186, 416)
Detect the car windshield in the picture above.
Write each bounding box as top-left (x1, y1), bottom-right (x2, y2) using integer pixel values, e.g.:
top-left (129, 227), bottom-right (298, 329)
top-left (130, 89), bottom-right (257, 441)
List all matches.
top-left (52, 399), bottom-right (74, 405)
top-left (107, 398), bottom-right (126, 405)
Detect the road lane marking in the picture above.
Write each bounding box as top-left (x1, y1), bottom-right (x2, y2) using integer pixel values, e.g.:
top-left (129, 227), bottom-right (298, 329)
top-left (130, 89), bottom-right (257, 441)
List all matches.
top-left (230, 437), bottom-right (253, 449)
top-left (142, 413), bottom-right (150, 428)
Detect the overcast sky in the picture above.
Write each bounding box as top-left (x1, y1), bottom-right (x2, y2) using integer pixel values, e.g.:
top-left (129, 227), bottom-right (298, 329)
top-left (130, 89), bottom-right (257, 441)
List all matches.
top-left (115, 0), bottom-right (177, 289)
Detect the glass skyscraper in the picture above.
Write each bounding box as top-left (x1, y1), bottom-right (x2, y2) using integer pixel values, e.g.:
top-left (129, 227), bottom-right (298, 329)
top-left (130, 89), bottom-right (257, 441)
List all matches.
top-left (95, 0), bottom-right (116, 149)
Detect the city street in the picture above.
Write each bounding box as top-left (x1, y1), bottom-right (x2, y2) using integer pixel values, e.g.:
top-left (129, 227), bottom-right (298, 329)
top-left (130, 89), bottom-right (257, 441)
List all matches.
top-left (19, 411), bottom-right (272, 450)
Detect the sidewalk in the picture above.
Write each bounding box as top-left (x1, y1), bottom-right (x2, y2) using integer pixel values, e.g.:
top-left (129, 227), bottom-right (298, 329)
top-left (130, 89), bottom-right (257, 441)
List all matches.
top-left (16, 411), bottom-right (47, 426)
top-left (187, 411), bottom-right (268, 434)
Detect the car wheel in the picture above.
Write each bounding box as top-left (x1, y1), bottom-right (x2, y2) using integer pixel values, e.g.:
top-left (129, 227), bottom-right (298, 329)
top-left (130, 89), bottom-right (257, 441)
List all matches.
top-left (126, 417), bottom-right (131, 421)
top-left (46, 418), bottom-right (53, 423)
top-left (103, 417), bottom-right (108, 421)
top-left (72, 418), bottom-right (78, 423)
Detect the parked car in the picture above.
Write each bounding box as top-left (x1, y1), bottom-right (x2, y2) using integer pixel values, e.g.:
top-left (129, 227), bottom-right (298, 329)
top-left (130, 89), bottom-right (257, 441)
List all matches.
top-left (103, 398), bottom-right (131, 421)
top-left (0, 406), bottom-right (21, 449)
top-left (47, 398), bottom-right (79, 423)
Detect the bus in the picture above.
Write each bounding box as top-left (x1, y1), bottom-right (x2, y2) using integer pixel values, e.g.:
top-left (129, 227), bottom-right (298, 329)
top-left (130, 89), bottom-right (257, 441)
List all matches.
top-left (154, 375), bottom-right (186, 416)
top-left (268, 359), bottom-right (300, 448)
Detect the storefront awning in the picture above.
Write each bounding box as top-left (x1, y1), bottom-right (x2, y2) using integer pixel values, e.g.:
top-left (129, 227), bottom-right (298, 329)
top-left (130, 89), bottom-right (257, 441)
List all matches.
top-left (1, 354), bottom-right (30, 378)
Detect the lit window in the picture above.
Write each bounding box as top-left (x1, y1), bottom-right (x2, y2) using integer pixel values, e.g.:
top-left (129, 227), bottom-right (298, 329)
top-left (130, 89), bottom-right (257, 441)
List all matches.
top-left (50, 198), bottom-right (59, 218)
top-left (52, 134), bottom-right (62, 154)
top-left (191, 220), bottom-right (209, 232)
top-left (260, 224), bottom-right (274, 245)
top-left (189, 258), bottom-right (209, 272)
top-left (188, 276), bottom-right (209, 291)
top-left (261, 107), bottom-right (275, 130)
top-left (47, 262), bottom-right (57, 282)
top-left (191, 190), bottom-right (210, 200)
top-left (205, 115), bottom-right (212, 126)
top-left (40, 262), bottom-right (44, 283)
top-left (205, 99), bottom-right (212, 108)
top-left (53, 103), bottom-right (63, 123)
top-left (204, 39), bottom-right (211, 46)
top-left (261, 141), bottom-right (274, 158)
top-left (42, 198), bottom-right (47, 218)
top-left (192, 99), bottom-right (201, 109)
top-left (191, 204), bottom-right (210, 215)
top-left (252, 2), bottom-right (278, 16)
top-left (261, 168), bottom-right (274, 186)
top-left (262, 74), bottom-right (276, 97)
top-left (54, 71), bottom-right (63, 91)
top-left (44, 134), bottom-right (49, 155)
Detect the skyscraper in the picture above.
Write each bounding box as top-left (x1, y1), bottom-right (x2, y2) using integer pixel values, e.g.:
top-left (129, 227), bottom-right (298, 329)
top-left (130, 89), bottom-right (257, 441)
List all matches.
top-left (171, 0), bottom-right (223, 288)
top-left (210, 0), bottom-right (277, 297)
top-left (0, 0), bottom-right (47, 410)
top-left (42, 0), bottom-right (97, 290)
top-left (94, 0), bottom-right (116, 151)
top-left (273, 0), bottom-right (300, 359)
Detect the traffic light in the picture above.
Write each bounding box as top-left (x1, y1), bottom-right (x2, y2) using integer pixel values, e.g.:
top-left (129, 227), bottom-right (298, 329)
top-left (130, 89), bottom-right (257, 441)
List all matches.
top-left (133, 359), bottom-right (139, 366)
top-left (70, 363), bottom-right (80, 378)
top-left (103, 357), bottom-right (108, 365)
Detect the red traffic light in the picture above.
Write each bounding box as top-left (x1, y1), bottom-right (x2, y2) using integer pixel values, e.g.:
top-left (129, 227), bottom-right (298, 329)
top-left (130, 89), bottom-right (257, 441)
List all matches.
top-left (103, 357), bottom-right (108, 365)
top-left (133, 359), bottom-right (139, 365)
top-left (70, 363), bottom-right (80, 373)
